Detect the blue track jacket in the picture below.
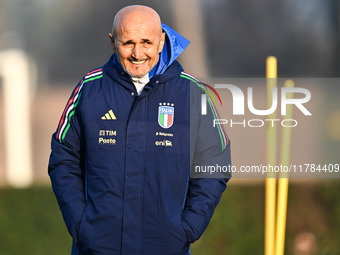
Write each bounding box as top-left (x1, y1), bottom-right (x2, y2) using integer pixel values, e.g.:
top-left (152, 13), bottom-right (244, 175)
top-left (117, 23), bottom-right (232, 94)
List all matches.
top-left (48, 24), bottom-right (231, 255)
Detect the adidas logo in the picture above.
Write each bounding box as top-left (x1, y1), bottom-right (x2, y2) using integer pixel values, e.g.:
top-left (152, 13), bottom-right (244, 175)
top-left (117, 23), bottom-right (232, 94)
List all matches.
top-left (101, 110), bottom-right (116, 120)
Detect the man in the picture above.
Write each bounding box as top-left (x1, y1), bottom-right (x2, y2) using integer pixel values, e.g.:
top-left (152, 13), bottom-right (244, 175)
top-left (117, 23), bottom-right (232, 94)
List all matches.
top-left (48, 5), bottom-right (231, 255)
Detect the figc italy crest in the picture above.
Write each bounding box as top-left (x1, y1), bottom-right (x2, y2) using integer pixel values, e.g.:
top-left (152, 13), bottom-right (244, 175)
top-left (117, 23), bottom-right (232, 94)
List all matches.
top-left (158, 103), bottom-right (174, 129)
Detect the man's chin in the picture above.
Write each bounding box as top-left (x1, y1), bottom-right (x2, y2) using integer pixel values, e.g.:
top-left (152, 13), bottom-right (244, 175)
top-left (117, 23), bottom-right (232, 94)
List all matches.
top-left (126, 69), bottom-right (149, 79)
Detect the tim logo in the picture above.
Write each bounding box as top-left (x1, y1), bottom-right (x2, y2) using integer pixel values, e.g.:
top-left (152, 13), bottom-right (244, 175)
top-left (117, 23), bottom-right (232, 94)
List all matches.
top-left (158, 103), bottom-right (174, 129)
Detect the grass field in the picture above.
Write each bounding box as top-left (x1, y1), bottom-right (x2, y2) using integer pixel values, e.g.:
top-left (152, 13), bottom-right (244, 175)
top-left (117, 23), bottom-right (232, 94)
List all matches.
top-left (0, 181), bottom-right (339, 255)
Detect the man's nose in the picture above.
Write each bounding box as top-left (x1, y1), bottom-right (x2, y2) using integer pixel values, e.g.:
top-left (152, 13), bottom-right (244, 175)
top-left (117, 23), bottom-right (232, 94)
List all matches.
top-left (132, 44), bottom-right (143, 59)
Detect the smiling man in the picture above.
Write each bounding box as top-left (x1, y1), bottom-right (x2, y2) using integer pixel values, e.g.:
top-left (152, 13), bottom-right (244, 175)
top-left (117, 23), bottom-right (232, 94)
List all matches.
top-left (48, 5), bottom-right (231, 255)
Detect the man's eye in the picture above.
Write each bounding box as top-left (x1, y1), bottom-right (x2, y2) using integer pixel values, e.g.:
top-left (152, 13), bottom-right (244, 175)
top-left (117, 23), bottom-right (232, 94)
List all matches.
top-left (123, 41), bottom-right (133, 45)
top-left (143, 40), bottom-right (152, 45)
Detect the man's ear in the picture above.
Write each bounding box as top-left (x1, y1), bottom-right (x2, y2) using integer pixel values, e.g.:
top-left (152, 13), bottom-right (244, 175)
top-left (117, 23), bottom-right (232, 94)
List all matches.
top-left (158, 32), bottom-right (166, 53)
top-left (108, 33), bottom-right (117, 53)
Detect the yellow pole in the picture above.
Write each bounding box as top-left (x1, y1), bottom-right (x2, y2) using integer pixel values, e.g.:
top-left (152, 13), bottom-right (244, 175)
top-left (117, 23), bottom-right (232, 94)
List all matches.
top-left (265, 56), bottom-right (277, 255)
top-left (275, 80), bottom-right (294, 255)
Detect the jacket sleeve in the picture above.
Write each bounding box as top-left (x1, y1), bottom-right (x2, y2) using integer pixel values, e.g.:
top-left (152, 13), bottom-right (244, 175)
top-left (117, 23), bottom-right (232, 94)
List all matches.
top-left (182, 81), bottom-right (231, 243)
top-left (48, 82), bottom-right (86, 245)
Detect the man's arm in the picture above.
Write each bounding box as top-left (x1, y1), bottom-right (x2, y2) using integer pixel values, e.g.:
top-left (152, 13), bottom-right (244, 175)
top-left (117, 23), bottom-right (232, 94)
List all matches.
top-left (183, 81), bottom-right (231, 243)
top-left (48, 83), bottom-right (86, 245)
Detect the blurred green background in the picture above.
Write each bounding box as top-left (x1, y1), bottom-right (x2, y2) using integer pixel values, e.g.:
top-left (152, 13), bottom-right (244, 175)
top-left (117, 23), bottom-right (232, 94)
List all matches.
top-left (1, 181), bottom-right (340, 255)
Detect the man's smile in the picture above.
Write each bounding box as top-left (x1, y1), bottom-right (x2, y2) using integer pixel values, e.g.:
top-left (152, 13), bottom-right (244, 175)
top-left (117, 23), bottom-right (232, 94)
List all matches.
top-left (129, 58), bottom-right (148, 65)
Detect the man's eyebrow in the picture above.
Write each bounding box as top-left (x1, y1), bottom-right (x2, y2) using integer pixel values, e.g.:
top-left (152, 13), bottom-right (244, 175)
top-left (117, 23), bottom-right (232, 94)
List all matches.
top-left (142, 39), bottom-right (152, 43)
top-left (122, 40), bottom-right (134, 45)
top-left (121, 39), bottom-right (152, 45)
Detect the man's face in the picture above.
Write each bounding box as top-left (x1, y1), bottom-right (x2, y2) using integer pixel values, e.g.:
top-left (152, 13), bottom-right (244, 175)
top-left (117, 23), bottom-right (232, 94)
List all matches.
top-left (110, 16), bottom-right (165, 78)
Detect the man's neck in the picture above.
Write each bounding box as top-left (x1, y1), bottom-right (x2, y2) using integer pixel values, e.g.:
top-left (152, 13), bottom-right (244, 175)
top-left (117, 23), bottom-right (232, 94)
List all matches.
top-left (130, 73), bottom-right (150, 95)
